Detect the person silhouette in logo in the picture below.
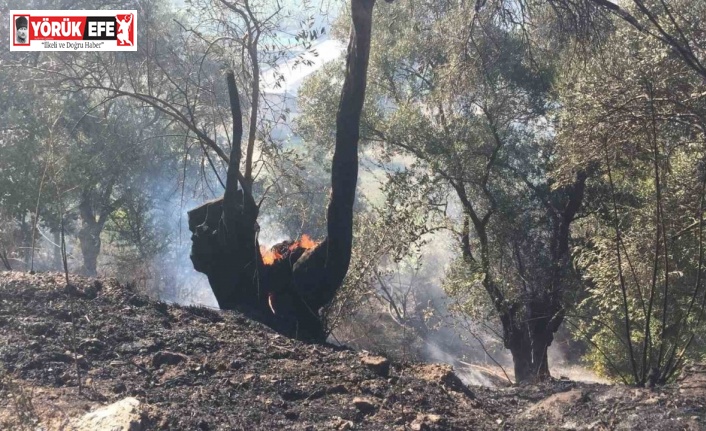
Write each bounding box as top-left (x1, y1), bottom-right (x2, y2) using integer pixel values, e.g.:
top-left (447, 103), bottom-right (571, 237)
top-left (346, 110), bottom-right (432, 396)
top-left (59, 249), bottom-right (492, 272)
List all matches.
top-left (116, 14), bottom-right (133, 46)
top-left (15, 16), bottom-right (29, 44)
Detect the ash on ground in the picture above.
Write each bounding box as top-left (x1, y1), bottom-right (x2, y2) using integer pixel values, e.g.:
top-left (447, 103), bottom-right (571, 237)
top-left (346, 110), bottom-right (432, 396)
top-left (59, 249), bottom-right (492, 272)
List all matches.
top-left (1, 272), bottom-right (704, 430)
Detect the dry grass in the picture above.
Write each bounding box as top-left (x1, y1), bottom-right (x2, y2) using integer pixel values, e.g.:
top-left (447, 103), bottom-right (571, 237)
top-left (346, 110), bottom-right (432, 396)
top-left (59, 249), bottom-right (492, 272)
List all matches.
top-left (0, 369), bottom-right (39, 431)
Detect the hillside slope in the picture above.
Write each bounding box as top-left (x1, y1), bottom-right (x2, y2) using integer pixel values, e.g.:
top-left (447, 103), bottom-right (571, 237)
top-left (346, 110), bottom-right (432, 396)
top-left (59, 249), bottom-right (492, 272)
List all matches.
top-left (1, 272), bottom-right (704, 430)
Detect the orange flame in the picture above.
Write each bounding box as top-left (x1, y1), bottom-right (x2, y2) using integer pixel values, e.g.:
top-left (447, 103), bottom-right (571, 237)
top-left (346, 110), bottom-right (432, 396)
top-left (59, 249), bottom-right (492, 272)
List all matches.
top-left (261, 235), bottom-right (320, 266)
top-left (261, 247), bottom-right (283, 265)
top-left (292, 234), bottom-right (318, 250)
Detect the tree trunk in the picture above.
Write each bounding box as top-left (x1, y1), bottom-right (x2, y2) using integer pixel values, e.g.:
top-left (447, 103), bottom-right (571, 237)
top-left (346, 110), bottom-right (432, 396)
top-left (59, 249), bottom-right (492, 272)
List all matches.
top-left (78, 222), bottom-right (101, 276)
top-left (0, 249), bottom-right (11, 271)
top-left (505, 311), bottom-right (556, 383)
top-left (53, 230), bottom-right (62, 270)
top-left (78, 188), bottom-right (113, 277)
top-left (499, 172), bottom-right (585, 383)
top-left (188, 0), bottom-right (380, 343)
top-left (18, 212), bottom-right (30, 269)
top-left (509, 343), bottom-right (551, 383)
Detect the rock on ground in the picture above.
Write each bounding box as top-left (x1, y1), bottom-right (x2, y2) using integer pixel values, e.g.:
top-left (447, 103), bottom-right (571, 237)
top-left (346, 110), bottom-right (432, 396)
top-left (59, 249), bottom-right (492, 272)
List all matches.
top-left (69, 397), bottom-right (143, 431)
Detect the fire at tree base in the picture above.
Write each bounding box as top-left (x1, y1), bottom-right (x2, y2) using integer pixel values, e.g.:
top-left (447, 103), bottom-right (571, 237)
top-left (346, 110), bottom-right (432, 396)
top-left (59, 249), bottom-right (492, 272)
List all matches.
top-left (188, 196), bottom-right (334, 342)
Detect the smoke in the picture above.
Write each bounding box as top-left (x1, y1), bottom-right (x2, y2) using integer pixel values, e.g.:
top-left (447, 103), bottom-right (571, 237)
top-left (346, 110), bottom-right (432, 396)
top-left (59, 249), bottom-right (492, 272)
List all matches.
top-left (256, 215), bottom-right (291, 248)
top-left (548, 343), bottom-right (609, 384)
top-left (92, 161), bottom-right (221, 308)
top-left (147, 178), bottom-right (218, 308)
top-left (424, 341), bottom-right (502, 387)
top-left (327, 222), bottom-right (518, 387)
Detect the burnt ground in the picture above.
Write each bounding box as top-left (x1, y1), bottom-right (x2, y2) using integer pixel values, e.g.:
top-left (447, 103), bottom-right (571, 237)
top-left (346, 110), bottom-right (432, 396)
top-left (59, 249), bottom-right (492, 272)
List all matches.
top-left (0, 271), bottom-right (705, 430)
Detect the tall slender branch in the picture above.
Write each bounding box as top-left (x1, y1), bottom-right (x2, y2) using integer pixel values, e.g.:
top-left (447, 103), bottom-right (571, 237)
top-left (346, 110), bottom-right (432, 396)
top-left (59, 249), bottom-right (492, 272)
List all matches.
top-left (604, 145), bottom-right (640, 384)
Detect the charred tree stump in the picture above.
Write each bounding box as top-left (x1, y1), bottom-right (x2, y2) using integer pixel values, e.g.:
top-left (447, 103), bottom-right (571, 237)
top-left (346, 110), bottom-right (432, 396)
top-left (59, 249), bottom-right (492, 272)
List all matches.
top-left (189, 0), bottom-right (380, 343)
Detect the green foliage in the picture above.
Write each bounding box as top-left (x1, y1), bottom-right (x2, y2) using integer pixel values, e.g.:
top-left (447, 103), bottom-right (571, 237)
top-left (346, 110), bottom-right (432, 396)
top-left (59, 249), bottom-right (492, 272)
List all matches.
top-left (299, 0), bottom-right (587, 380)
top-left (556, 1), bottom-right (706, 384)
top-left (0, 0), bottom-right (189, 274)
top-left (2, 0), bottom-right (706, 384)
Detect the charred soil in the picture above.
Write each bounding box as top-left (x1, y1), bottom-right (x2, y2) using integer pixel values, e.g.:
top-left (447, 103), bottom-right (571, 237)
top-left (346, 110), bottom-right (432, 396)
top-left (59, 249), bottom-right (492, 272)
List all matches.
top-left (0, 272), bottom-right (704, 430)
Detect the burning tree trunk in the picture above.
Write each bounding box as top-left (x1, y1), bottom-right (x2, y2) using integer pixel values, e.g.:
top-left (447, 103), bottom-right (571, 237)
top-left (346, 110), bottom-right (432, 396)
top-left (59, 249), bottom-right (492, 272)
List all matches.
top-left (188, 0), bottom-right (381, 342)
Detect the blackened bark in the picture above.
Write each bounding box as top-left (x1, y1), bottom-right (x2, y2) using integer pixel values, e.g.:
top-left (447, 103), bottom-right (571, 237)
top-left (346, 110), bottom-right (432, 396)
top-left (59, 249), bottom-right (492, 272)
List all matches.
top-left (503, 300), bottom-right (557, 383)
top-left (189, 71), bottom-right (261, 311)
top-left (509, 341), bottom-right (551, 383)
top-left (188, 0), bottom-right (379, 342)
top-left (327, 0), bottom-right (374, 278)
top-left (291, 0), bottom-right (376, 305)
